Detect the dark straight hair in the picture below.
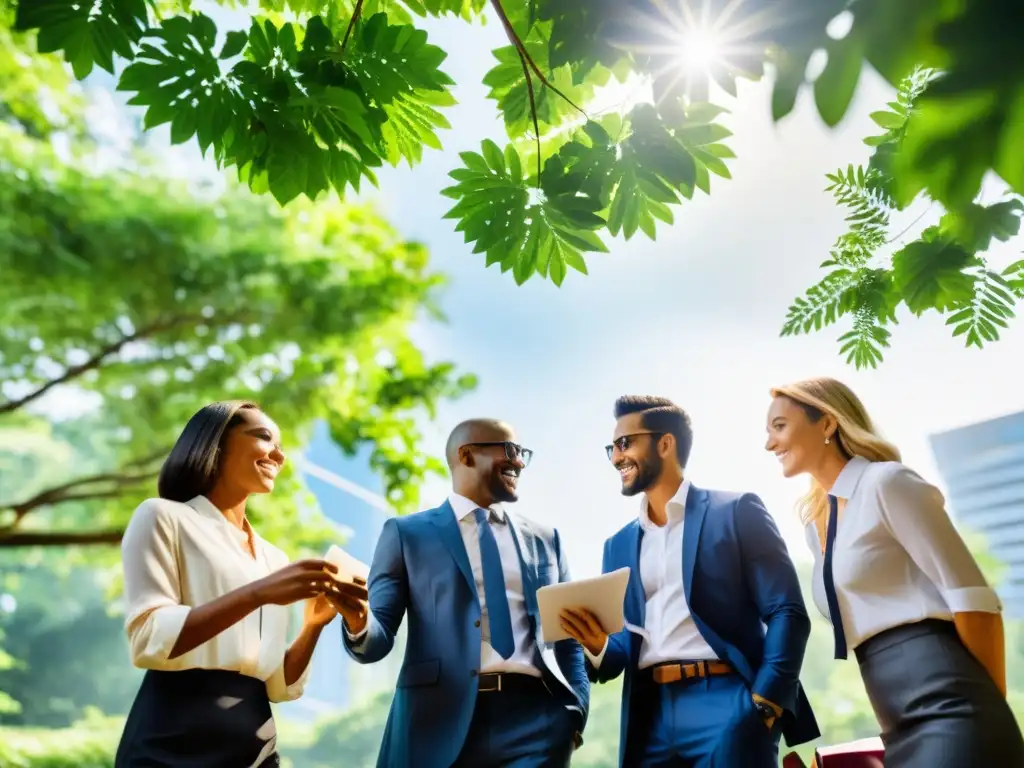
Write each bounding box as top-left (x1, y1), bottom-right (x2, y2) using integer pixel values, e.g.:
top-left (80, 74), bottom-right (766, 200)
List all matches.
top-left (157, 400), bottom-right (260, 503)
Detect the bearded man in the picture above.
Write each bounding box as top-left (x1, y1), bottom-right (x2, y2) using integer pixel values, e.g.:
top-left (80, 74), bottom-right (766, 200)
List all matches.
top-left (559, 396), bottom-right (818, 768)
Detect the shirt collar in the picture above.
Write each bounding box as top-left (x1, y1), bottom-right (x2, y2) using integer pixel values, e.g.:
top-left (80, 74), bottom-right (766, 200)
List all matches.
top-left (449, 493), bottom-right (506, 524)
top-left (829, 456), bottom-right (871, 500)
top-left (186, 495), bottom-right (251, 545)
top-left (639, 479), bottom-right (690, 530)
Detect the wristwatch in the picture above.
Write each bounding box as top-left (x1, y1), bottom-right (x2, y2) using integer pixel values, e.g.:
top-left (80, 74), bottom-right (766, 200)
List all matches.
top-left (754, 701), bottom-right (776, 723)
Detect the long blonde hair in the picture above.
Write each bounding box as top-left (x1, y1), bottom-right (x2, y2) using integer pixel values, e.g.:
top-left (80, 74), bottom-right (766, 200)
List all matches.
top-left (770, 377), bottom-right (900, 526)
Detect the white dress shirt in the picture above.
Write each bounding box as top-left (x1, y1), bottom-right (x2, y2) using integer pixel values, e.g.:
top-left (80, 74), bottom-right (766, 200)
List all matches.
top-left (348, 493), bottom-right (540, 677)
top-left (806, 456), bottom-right (1002, 654)
top-left (120, 495), bottom-right (309, 703)
top-left (587, 480), bottom-right (718, 669)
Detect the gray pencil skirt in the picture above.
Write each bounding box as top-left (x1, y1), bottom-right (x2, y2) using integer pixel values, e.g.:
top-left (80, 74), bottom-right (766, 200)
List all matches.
top-left (856, 618), bottom-right (1023, 767)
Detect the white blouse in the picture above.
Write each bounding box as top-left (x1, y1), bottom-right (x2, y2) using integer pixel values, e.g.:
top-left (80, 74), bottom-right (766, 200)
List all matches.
top-left (806, 456), bottom-right (1002, 654)
top-left (120, 495), bottom-right (308, 702)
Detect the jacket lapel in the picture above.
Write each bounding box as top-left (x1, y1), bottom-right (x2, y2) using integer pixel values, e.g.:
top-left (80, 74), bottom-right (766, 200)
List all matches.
top-left (623, 522), bottom-right (646, 628)
top-left (682, 485), bottom-right (710, 604)
top-left (430, 501), bottom-right (476, 600)
top-left (505, 513), bottom-right (538, 614)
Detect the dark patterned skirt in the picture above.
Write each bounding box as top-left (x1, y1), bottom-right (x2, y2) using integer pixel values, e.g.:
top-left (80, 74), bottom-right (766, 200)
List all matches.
top-left (115, 668), bottom-right (279, 767)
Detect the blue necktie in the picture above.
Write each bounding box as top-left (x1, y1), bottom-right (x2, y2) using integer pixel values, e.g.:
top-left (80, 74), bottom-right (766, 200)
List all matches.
top-left (474, 507), bottom-right (515, 660)
top-left (823, 494), bottom-right (848, 660)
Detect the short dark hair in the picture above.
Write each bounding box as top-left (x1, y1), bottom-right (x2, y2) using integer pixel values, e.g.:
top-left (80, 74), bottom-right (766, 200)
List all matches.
top-left (613, 395), bottom-right (693, 468)
top-left (158, 400), bottom-right (259, 502)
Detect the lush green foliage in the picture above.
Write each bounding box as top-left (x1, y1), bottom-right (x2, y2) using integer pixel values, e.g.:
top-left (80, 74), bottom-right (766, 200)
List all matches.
top-left (0, 710), bottom-right (121, 768)
top-left (0, 16), bottom-right (475, 553)
top-left (783, 69), bottom-right (1024, 368)
top-left (13, 0), bottom-right (1024, 294)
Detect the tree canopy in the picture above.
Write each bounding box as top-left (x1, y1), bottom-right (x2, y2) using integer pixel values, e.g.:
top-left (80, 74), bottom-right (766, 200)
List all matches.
top-left (0, 11), bottom-right (475, 551)
top-left (12, 0), bottom-right (1022, 282)
top-left (11, 0), bottom-right (1022, 368)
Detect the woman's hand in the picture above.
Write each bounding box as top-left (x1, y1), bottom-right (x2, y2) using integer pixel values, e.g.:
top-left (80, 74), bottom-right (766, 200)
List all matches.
top-left (249, 559), bottom-right (341, 606)
top-left (325, 576), bottom-right (370, 635)
top-left (303, 594), bottom-right (338, 627)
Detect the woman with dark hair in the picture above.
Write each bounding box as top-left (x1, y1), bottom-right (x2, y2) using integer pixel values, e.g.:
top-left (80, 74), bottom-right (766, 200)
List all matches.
top-left (115, 401), bottom-right (368, 767)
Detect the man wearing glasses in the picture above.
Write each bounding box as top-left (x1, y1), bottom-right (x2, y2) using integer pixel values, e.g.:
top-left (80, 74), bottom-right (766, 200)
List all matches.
top-left (559, 396), bottom-right (818, 767)
top-left (344, 418), bottom-right (588, 768)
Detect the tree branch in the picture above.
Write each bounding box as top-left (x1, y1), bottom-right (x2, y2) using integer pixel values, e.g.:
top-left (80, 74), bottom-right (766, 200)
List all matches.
top-left (490, 0), bottom-right (588, 119)
top-left (0, 318), bottom-right (186, 416)
top-left (0, 529), bottom-right (124, 548)
top-left (0, 448), bottom-right (167, 529)
top-left (341, 0), bottom-right (365, 51)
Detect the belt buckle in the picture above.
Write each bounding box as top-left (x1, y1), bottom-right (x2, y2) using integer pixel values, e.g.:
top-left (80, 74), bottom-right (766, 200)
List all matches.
top-left (479, 673), bottom-right (502, 693)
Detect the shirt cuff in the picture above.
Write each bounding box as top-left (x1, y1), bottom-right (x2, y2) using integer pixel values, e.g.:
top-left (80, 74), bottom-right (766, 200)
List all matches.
top-left (127, 604), bottom-right (192, 667)
top-left (344, 618), bottom-right (370, 652)
top-left (582, 638), bottom-right (608, 668)
top-left (265, 660), bottom-right (310, 703)
top-left (943, 585), bottom-right (1002, 614)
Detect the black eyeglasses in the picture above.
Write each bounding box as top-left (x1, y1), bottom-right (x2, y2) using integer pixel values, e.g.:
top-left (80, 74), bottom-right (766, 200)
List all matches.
top-left (462, 441), bottom-right (533, 467)
top-left (605, 432), bottom-right (664, 461)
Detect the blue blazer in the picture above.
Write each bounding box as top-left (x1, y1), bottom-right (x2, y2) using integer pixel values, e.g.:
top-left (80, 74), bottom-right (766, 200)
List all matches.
top-left (343, 501), bottom-right (590, 768)
top-left (592, 485), bottom-right (819, 766)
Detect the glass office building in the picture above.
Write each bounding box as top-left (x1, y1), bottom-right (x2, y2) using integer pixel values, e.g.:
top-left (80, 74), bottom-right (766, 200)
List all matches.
top-left (930, 410), bottom-right (1024, 618)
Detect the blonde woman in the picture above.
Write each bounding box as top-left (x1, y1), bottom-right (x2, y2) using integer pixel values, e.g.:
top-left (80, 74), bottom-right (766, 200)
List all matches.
top-left (765, 378), bottom-right (1022, 766)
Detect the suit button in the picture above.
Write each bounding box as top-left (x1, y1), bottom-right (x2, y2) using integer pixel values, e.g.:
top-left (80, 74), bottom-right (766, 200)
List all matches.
top-left (474, 620), bottom-right (481, 628)
top-left (470, 670), bottom-right (478, 677)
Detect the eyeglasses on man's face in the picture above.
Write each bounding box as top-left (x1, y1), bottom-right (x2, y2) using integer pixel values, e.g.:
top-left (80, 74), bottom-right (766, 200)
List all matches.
top-left (462, 441), bottom-right (533, 467)
top-left (605, 432), bottom-right (665, 461)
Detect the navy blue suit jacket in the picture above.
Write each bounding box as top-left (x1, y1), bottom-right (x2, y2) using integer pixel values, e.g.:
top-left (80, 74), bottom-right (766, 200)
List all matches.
top-left (343, 501), bottom-right (590, 768)
top-left (592, 485), bottom-right (819, 766)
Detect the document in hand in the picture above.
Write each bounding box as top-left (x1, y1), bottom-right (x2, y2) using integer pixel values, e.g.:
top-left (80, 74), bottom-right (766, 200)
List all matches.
top-left (535, 567), bottom-right (630, 644)
top-left (324, 545), bottom-right (370, 586)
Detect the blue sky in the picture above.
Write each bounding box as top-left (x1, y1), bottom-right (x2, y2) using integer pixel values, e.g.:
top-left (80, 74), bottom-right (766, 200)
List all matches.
top-left (88, 4), bottom-right (1024, 579)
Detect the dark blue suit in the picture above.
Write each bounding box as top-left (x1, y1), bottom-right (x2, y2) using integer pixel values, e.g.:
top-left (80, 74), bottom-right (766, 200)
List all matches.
top-left (592, 486), bottom-right (819, 766)
top-left (344, 501), bottom-right (589, 768)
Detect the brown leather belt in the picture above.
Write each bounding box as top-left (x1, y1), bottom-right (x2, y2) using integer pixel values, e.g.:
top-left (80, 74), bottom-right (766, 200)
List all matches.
top-left (649, 660), bottom-right (732, 685)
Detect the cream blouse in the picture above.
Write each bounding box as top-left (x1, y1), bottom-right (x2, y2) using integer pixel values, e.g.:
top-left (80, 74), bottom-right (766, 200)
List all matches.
top-left (120, 495), bottom-right (309, 702)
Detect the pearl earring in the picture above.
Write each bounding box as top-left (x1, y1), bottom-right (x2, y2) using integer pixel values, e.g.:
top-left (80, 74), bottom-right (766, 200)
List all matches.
top-left (825, 437), bottom-right (831, 445)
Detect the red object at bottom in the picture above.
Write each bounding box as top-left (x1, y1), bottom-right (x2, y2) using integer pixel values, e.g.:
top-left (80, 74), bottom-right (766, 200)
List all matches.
top-left (783, 737), bottom-right (885, 768)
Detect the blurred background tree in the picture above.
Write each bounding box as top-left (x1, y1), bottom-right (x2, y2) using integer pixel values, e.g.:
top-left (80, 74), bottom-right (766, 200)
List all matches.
top-left (0, 1), bottom-right (474, 737)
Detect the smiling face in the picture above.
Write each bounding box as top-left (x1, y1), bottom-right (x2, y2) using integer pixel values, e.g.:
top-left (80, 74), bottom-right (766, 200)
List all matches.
top-left (764, 395), bottom-right (832, 478)
top-left (458, 421), bottom-right (525, 505)
top-left (609, 411), bottom-right (666, 496)
top-left (216, 408), bottom-right (286, 496)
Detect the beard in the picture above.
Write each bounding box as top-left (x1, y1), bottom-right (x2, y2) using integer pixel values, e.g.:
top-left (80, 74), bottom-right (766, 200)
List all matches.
top-left (620, 452), bottom-right (663, 497)
top-left (487, 470), bottom-right (518, 503)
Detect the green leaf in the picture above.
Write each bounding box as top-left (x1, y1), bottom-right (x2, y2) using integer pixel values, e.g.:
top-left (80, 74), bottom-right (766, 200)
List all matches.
top-left (945, 269), bottom-right (1018, 349)
top-left (890, 236), bottom-right (978, 315)
top-left (814, 33), bottom-right (865, 127)
top-left (869, 110), bottom-right (903, 129)
top-left (16, 0), bottom-right (148, 77)
top-left (441, 140), bottom-right (606, 285)
top-left (483, 37), bottom-right (593, 139)
top-left (220, 30), bottom-right (249, 59)
top-left (939, 199), bottom-right (1024, 251)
